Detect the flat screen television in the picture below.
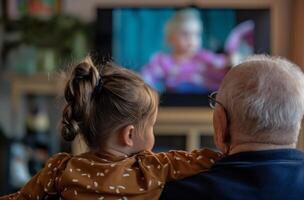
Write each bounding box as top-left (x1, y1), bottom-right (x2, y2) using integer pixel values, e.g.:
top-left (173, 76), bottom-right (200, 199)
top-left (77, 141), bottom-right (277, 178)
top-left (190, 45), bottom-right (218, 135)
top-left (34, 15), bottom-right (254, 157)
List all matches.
top-left (94, 7), bottom-right (270, 106)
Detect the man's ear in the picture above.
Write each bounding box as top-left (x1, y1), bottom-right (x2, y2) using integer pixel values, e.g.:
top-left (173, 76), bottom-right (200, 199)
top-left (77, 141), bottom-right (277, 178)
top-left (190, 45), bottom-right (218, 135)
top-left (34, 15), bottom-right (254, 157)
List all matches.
top-left (213, 106), bottom-right (230, 153)
top-left (118, 125), bottom-right (135, 147)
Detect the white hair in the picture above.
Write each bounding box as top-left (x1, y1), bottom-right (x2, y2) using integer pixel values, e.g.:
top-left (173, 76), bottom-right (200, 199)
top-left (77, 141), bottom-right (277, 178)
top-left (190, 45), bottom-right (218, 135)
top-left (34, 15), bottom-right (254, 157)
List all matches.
top-left (218, 55), bottom-right (304, 144)
top-left (165, 8), bottom-right (202, 37)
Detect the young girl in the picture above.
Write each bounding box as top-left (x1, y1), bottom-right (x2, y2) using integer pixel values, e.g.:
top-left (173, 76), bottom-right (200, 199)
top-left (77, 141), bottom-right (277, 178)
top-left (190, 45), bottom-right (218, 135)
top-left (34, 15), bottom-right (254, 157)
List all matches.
top-left (1, 57), bottom-right (221, 200)
top-left (142, 9), bottom-right (230, 94)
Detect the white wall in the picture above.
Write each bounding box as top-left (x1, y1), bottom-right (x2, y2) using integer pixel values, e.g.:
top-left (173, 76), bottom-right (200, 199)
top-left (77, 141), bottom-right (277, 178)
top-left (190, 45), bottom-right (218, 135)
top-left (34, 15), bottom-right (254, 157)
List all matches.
top-left (62, 0), bottom-right (99, 22)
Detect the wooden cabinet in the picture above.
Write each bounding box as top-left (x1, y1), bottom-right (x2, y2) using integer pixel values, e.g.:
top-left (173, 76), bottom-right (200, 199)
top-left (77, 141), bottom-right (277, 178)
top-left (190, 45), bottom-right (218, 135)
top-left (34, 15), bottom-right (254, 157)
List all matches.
top-left (10, 74), bottom-right (62, 112)
top-left (9, 74), bottom-right (64, 153)
top-left (155, 107), bottom-right (214, 151)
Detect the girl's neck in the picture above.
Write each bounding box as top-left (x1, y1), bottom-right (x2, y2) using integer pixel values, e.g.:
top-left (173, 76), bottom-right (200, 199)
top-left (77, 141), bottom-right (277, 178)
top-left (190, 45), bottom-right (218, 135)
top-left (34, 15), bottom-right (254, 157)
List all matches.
top-left (101, 147), bottom-right (130, 158)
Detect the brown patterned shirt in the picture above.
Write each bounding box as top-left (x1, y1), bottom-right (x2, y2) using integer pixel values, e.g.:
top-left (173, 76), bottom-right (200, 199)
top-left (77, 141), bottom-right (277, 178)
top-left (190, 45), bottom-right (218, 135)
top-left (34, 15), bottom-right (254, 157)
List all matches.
top-left (1, 149), bottom-right (221, 200)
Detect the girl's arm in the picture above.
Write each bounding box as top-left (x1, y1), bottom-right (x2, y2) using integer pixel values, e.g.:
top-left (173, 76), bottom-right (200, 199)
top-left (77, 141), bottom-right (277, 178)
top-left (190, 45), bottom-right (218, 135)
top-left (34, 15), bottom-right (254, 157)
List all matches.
top-left (0, 153), bottom-right (71, 200)
top-left (137, 148), bottom-right (222, 183)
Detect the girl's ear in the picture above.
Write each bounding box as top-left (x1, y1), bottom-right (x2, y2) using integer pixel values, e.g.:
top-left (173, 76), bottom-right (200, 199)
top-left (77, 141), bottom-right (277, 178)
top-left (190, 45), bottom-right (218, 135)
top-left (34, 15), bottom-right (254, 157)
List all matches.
top-left (118, 125), bottom-right (135, 147)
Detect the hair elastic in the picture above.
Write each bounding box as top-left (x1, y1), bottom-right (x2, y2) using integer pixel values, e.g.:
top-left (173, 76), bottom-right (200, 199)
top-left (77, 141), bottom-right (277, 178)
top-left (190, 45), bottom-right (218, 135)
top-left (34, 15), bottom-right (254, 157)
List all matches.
top-left (95, 78), bottom-right (104, 93)
top-left (91, 78), bottom-right (104, 100)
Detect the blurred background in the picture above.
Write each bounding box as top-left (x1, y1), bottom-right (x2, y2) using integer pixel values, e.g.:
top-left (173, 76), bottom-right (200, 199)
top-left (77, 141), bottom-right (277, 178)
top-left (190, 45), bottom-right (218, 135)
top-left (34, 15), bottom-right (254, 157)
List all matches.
top-left (1, 0), bottom-right (304, 195)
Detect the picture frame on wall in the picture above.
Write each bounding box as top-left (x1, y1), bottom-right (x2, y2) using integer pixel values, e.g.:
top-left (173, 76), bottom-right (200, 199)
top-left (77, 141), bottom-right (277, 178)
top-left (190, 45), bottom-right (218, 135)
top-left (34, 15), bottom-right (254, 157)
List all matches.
top-left (7, 0), bottom-right (61, 20)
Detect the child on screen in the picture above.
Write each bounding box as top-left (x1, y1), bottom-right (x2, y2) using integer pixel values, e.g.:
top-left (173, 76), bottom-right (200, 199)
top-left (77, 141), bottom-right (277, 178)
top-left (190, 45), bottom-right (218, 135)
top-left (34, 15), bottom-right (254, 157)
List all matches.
top-left (142, 9), bottom-right (254, 94)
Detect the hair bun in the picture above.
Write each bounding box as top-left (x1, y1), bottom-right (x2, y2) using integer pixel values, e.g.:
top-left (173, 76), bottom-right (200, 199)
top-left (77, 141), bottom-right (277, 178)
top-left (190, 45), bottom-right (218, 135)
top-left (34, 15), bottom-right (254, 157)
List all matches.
top-left (61, 119), bottom-right (80, 142)
top-left (73, 58), bottom-right (99, 86)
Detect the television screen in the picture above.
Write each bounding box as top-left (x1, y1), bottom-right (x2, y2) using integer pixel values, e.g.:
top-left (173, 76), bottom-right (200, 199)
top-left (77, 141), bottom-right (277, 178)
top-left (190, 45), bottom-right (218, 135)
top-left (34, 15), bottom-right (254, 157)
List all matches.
top-left (95, 8), bottom-right (270, 106)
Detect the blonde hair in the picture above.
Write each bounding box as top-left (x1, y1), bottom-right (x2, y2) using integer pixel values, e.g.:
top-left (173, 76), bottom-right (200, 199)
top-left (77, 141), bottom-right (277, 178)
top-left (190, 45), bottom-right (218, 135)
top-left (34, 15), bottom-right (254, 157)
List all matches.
top-left (61, 57), bottom-right (159, 149)
top-left (165, 8), bottom-right (202, 37)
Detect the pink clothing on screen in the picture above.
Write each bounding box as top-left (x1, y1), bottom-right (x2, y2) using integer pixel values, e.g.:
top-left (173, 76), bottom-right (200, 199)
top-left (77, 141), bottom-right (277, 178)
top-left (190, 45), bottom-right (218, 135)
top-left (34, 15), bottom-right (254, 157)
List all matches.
top-left (142, 49), bottom-right (229, 93)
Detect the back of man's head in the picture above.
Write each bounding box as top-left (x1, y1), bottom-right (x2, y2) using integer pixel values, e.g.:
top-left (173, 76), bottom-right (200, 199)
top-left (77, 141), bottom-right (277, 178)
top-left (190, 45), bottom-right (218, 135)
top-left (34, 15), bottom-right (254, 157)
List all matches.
top-left (218, 55), bottom-right (304, 145)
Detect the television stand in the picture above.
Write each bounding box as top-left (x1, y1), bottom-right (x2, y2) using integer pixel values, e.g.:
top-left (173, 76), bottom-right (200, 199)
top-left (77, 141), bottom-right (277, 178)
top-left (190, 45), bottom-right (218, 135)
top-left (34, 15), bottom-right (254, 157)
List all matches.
top-left (155, 107), bottom-right (214, 151)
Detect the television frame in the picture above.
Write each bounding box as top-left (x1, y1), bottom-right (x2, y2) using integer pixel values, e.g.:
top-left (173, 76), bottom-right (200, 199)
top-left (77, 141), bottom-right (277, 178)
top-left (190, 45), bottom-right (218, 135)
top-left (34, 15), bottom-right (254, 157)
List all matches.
top-left (91, 0), bottom-right (291, 57)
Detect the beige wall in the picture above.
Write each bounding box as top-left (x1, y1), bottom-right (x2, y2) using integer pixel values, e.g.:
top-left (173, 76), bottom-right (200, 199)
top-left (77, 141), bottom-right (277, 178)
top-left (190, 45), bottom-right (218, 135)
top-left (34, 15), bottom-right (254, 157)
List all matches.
top-left (290, 0), bottom-right (304, 149)
top-left (290, 0), bottom-right (304, 69)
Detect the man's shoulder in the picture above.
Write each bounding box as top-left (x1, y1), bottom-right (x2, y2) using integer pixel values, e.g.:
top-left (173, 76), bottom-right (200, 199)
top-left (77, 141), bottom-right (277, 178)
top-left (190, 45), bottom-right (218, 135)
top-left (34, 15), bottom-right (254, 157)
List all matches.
top-left (160, 149), bottom-right (304, 200)
top-left (160, 171), bottom-right (213, 199)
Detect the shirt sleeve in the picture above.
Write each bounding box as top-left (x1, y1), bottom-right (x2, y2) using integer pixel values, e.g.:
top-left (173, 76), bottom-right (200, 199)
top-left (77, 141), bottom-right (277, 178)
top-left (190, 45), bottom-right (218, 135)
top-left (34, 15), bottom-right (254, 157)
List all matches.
top-left (197, 49), bottom-right (228, 69)
top-left (137, 149), bottom-right (222, 183)
top-left (141, 53), bottom-right (166, 92)
top-left (0, 153), bottom-right (71, 200)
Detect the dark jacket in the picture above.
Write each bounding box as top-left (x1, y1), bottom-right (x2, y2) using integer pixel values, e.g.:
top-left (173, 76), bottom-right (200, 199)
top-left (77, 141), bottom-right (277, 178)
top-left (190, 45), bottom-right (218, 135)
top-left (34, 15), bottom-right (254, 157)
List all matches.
top-left (160, 149), bottom-right (304, 200)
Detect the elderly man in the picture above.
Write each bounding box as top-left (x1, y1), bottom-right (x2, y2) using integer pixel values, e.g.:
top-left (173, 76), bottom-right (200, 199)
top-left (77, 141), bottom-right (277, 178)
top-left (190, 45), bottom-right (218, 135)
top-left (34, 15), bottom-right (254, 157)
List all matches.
top-left (160, 55), bottom-right (304, 199)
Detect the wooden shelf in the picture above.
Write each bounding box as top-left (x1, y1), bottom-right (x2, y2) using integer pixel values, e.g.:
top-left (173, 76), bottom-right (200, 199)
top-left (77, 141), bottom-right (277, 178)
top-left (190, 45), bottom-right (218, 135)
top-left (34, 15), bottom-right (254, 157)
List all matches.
top-left (156, 107), bottom-right (214, 151)
top-left (157, 107), bottom-right (213, 124)
top-left (9, 73), bottom-right (63, 111)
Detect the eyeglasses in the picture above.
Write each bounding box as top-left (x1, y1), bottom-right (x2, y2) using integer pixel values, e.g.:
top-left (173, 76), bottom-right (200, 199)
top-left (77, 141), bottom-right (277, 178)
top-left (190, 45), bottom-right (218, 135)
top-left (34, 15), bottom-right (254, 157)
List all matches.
top-left (208, 91), bottom-right (225, 109)
top-left (208, 91), bottom-right (230, 126)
